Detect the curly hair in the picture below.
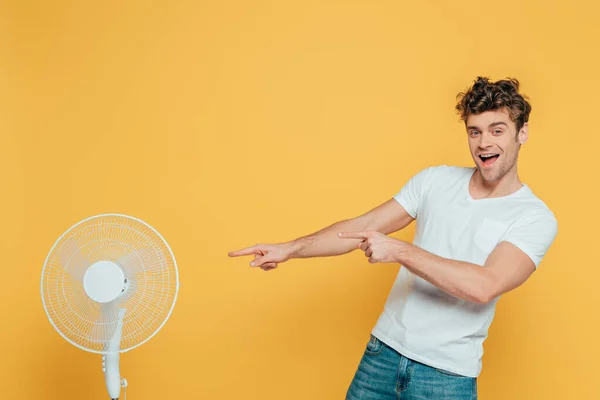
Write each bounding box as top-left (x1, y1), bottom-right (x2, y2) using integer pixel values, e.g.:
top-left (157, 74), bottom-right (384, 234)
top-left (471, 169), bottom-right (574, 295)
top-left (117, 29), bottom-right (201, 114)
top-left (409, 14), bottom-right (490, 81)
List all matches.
top-left (455, 77), bottom-right (532, 133)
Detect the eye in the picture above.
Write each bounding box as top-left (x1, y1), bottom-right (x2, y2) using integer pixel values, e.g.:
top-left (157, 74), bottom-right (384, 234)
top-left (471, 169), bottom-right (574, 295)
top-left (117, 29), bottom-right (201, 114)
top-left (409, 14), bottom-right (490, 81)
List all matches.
top-left (494, 129), bottom-right (503, 134)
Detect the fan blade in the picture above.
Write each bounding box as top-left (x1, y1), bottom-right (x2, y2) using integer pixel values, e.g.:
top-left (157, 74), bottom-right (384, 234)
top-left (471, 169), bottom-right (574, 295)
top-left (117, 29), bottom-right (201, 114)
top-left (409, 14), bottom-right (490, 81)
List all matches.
top-left (117, 244), bottom-right (165, 277)
top-left (87, 302), bottom-right (121, 344)
top-left (59, 237), bottom-right (92, 282)
top-left (117, 249), bottom-right (146, 278)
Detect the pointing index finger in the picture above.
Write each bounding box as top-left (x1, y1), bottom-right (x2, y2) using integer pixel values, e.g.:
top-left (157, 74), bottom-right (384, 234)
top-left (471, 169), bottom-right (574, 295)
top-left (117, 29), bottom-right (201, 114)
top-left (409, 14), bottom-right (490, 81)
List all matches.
top-left (228, 246), bottom-right (260, 257)
top-left (337, 231), bottom-right (375, 240)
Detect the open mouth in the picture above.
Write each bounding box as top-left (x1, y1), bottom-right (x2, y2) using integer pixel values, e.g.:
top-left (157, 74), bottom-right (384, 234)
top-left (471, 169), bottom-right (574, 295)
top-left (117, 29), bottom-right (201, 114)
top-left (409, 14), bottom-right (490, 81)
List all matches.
top-left (479, 154), bottom-right (499, 166)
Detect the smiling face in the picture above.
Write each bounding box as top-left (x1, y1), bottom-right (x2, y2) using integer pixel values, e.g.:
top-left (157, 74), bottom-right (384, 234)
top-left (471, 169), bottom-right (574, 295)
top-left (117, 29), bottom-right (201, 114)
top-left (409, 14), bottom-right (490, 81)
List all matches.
top-left (466, 108), bottom-right (528, 182)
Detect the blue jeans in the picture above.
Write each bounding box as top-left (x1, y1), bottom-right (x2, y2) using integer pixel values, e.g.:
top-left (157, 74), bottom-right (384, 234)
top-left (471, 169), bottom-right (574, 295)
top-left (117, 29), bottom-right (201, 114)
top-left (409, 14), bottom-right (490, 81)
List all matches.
top-left (346, 335), bottom-right (477, 400)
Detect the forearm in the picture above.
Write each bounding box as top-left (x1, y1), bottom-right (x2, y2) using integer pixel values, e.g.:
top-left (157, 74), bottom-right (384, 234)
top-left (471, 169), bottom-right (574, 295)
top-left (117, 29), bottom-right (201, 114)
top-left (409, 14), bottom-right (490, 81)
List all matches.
top-left (397, 245), bottom-right (495, 304)
top-left (287, 218), bottom-right (370, 259)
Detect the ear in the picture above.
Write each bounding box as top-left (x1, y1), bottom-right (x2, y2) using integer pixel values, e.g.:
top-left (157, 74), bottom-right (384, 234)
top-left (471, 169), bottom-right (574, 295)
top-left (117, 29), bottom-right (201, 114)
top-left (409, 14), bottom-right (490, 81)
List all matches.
top-left (517, 122), bottom-right (529, 144)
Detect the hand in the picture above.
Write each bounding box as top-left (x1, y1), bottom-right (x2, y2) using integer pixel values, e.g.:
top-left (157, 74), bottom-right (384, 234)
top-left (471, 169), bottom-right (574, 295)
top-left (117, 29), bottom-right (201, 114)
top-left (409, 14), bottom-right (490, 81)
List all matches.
top-left (228, 243), bottom-right (293, 271)
top-left (337, 231), bottom-right (408, 264)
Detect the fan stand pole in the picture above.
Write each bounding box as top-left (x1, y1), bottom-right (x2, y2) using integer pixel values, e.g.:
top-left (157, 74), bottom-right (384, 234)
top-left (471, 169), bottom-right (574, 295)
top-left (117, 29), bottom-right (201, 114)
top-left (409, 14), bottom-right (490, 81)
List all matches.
top-left (104, 309), bottom-right (126, 399)
top-left (103, 351), bottom-right (121, 399)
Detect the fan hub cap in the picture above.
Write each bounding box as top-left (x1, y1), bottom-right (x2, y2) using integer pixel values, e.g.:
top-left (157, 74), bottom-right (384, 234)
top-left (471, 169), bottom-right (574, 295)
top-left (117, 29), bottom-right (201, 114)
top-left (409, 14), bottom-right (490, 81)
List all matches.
top-left (83, 261), bottom-right (126, 303)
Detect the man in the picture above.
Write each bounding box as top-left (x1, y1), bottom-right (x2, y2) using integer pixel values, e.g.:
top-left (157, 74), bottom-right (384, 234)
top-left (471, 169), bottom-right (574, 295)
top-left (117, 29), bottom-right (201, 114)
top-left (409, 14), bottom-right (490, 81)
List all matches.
top-left (228, 77), bottom-right (558, 399)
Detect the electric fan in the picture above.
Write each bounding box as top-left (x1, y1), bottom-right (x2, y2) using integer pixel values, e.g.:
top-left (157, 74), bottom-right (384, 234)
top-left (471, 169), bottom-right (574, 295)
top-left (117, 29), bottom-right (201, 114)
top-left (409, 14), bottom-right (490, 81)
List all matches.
top-left (41, 214), bottom-right (180, 399)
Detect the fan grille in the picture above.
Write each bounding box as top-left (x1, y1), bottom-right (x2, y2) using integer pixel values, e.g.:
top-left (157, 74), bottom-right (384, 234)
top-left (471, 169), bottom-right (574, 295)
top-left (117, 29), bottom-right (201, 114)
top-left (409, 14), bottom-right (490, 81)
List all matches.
top-left (41, 214), bottom-right (179, 354)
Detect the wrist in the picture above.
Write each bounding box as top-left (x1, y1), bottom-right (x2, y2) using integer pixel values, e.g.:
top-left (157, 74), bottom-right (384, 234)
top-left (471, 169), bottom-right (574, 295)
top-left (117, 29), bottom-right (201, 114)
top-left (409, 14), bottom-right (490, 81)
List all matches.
top-left (285, 240), bottom-right (303, 259)
top-left (395, 241), bottom-right (413, 264)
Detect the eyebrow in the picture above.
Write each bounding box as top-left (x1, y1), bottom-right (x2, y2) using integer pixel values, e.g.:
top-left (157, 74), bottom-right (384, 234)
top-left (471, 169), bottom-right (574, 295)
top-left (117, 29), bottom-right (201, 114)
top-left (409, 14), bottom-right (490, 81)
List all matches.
top-left (466, 121), bottom-right (509, 130)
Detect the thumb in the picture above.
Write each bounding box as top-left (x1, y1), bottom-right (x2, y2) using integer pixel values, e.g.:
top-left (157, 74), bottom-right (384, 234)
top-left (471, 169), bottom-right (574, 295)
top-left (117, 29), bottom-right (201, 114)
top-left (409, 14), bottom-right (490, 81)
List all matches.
top-left (250, 254), bottom-right (273, 267)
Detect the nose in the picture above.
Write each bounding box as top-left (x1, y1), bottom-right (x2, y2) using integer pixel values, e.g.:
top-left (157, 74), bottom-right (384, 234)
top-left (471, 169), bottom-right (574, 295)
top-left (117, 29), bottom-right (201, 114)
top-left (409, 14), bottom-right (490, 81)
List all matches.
top-left (478, 132), bottom-right (493, 149)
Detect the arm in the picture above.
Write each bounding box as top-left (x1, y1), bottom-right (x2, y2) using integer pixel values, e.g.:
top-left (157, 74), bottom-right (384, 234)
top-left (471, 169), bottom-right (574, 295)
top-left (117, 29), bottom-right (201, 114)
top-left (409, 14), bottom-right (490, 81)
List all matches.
top-left (338, 231), bottom-right (540, 304)
top-left (228, 198), bottom-right (414, 269)
top-left (390, 210), bottom-right (558, 303)
top-left (289, 199), bottom-right (414, 259)
top-left (395, 241), bottom-right (536, 304)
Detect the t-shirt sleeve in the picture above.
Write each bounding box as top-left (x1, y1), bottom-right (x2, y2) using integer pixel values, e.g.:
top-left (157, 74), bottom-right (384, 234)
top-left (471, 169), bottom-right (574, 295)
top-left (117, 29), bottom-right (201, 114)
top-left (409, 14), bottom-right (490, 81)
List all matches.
top-left (392, 166), bottom-right (438, 219)
top-left (501, 209), bottom-right (558, 268)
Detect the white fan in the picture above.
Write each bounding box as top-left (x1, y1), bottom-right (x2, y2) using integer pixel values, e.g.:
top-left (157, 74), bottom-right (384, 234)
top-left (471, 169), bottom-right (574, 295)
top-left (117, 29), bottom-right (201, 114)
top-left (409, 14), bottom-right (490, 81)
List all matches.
top-left (41, 214), bottom-right (180, 399)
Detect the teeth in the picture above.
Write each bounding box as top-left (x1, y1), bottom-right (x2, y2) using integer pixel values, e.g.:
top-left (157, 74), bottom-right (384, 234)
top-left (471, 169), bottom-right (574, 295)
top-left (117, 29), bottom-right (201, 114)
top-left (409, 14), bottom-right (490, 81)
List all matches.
top-left (480, 154), bottom-right (498, 158)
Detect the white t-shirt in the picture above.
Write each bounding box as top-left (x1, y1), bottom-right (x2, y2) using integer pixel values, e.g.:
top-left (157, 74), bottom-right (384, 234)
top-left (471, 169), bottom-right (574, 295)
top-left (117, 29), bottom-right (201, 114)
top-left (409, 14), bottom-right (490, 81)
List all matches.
top-left (371, 165), bottom-right (558, 378)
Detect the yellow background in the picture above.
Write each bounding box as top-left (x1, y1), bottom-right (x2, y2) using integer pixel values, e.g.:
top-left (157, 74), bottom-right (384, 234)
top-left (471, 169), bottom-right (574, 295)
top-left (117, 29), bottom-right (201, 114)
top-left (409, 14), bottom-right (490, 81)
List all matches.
top-left (1, 1), bottom-right (598, 399)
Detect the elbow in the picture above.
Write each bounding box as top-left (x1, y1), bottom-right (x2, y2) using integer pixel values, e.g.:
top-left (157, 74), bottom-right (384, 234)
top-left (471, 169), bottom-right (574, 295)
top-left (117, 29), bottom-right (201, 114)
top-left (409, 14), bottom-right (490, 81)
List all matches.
top-left (471, 278), bottom-right (498, 304)
top-left (472, 291), bottom-right (494, 305)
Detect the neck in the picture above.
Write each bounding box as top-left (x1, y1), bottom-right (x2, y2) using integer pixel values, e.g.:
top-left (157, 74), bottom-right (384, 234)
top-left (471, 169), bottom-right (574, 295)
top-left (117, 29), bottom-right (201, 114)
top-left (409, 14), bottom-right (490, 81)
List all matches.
top-left (470, 164), bottom-right (523, 199)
